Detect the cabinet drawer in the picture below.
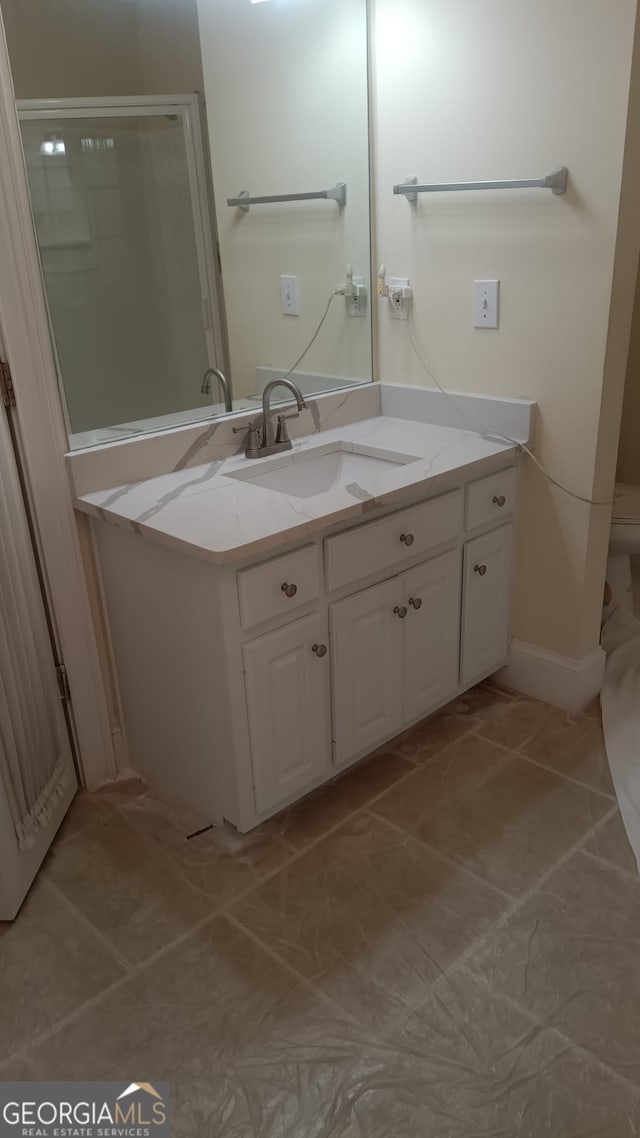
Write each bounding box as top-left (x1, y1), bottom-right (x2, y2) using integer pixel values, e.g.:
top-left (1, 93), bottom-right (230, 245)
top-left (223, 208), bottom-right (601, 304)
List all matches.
top-left (238, 545), bottom-right (320, 630)
top-left (324, 489), bottom-right (463, 592)
top-left (465, 467), bottom-right (517, 531)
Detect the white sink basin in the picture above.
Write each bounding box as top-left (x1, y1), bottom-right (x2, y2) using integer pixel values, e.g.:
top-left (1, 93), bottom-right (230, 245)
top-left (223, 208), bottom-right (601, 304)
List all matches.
top-left (225, 442), bottom-right (420, 499)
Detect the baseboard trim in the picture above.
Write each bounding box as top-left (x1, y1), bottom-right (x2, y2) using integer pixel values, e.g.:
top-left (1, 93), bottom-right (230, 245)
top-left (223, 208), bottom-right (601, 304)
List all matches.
top-left (496, 640), bottom-right (605, 712)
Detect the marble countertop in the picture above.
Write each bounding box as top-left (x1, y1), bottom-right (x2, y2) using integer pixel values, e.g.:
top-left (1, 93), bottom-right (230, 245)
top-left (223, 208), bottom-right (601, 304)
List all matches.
top-left (76, 414), bottom-right (520, 566)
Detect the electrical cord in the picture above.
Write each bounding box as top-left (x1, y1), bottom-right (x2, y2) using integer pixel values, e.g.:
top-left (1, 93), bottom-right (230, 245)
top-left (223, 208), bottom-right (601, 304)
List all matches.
top-left (407, 321), bottom-right (616, 508)
top-left (274, 290), bottom-right (342, 386)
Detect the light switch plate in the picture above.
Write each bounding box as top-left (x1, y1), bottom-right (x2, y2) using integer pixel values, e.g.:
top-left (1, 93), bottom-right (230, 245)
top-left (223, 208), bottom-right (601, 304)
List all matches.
top-left (280, 275), bottom-right (300, 316)
top-left (473, 280), bottom-right (499, 329)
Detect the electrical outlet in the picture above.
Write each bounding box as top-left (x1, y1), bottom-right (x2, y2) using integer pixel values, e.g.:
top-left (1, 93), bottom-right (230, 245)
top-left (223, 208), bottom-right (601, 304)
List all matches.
top-left (280, 275), bottom-right (300, 316)
top-left (348, 276), bottom-right (367, 317)
top-left (388, 276), bottom-right (411, 320)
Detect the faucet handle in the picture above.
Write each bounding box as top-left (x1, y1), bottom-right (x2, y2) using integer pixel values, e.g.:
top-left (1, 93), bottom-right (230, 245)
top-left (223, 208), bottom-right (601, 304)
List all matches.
top-left (233, 422), bottom-right (261, 457)
top-left (275, 412), bottom-right (299, 445)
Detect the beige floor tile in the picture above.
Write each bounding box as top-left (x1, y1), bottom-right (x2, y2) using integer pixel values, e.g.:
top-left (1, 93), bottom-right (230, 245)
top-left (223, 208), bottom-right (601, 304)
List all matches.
top-left (478, 698), bottom-right (614, 799)
top-left (26, 915), bottom-right (358, 1084)
top-left (55, 791), bottom-right (113, 842)
top-left (272, 749), bottom-right (413, 850)
top-left (232, 812), bottom-right (507, 1032)
top-left (0, 1054), bottom-right (39, 1079)
top-left (113, 789), bottom-right (291, 905)
top-left (391, 683), bottom-right (511, 764)
top-left (167, 1033), bottom-right (422, 1138)
top-left (374, 965), bottom-right (640, 1137)
top-left (43, 810), bottom-right (215, 966)
top-left (0, 878), bottom-right (124, 1065)
top-left (114, 978), bottom-right (382, 1138)
top-left (584, 809), bottom-right (637, 877)
top-left (133, 959), bottom-right (640, 1138)
top-left (521, 704), bottom-right (615, 796)
top-left (371, 734), bottom-right (611, 896)
top-left (467, 849), bottom-right (640, 1086)
top-left (117, 982), bottom-right (381, 1138)
top-left (475, 695), bottom-right (550, 752)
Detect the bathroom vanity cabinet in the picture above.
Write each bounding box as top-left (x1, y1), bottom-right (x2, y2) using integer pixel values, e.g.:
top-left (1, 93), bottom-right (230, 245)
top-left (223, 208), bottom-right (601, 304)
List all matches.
top-left (92, 460), bottom-right (517, 832)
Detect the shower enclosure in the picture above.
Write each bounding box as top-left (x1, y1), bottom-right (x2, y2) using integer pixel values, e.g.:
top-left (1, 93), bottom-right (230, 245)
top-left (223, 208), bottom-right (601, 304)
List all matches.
top-left (17, 95), bottom-right (227, 447)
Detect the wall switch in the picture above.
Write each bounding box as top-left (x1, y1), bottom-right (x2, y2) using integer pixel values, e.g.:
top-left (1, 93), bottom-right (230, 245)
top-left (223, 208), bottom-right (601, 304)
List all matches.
top-left (280, 275), bottom-right (300, 316)
top-left (473, 280), bottom-right (500, 329)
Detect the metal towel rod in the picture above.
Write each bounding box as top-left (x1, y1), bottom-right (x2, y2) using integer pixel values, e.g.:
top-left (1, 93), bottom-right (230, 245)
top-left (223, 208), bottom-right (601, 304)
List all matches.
top-left (227, 182), bottom-right (347, 212)
top-left (394, 167), bottom-right (568, 199)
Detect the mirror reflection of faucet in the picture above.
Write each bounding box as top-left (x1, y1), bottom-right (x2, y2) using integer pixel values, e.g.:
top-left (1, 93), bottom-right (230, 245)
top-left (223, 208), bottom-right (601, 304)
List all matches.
top-left (234, 379), bottom-right (307, 459)
top-left (201, 367), bottom-right (233, 413)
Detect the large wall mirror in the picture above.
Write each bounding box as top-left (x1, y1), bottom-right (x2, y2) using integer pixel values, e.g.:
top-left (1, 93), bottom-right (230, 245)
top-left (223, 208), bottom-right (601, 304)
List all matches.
top-left (1, 0), bottom-right (372, 450)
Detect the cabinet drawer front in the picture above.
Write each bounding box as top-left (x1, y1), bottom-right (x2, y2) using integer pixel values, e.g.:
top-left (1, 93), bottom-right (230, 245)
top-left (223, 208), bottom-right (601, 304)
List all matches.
top-left (238, 545), bottom-right (320, 630)
top-left (466, 467), bottom-right (517, 531)
top-left (243, 612), bottom-right (331, 814)
top-left (325, 489), bottom-right (463, 592)
top-left (461, 524), bottom-right (513, 686)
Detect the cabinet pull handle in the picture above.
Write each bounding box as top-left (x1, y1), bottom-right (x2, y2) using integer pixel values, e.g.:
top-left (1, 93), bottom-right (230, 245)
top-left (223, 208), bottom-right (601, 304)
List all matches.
top-left (492, 495), bottom-right (506, 508)
top-left (474, 564), bottom-right (488, 576)
top-left (408, 597), bottom-right (422, 610)
top-left (400, 533), bottom-right (415, 546)
top-left (281, 582), bottom-right (298, 598)
top-left (393, 605), bottom-right (408, 619)
top-left (312, 643), bottom-right (327, 657)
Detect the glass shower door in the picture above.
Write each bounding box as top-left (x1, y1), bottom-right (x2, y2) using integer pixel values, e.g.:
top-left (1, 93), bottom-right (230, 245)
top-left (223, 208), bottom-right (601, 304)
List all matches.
top-left (18, 97), bottom-right (224, 447)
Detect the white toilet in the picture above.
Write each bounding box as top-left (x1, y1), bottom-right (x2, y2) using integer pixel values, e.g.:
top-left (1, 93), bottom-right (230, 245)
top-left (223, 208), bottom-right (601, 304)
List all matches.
top-left (607, 483), bottom-right (640, 612)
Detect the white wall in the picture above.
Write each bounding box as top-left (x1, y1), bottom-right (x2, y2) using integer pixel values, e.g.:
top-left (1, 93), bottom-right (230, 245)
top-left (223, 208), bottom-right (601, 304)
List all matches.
top-left (135, 0), bottom-right (204, 97)
top-left (1, 0), bottom-right (143, 98)
top-left (197, 0), bottom-right (372, 399)
top-left (373, 0), bottom-right (640, 662)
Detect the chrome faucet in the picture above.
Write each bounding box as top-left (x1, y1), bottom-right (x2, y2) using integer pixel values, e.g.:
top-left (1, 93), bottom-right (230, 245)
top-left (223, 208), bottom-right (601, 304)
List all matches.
top-left (233, 378), bottom-right (307, 458)
top-left (201, 367), bottom-right (232, 413)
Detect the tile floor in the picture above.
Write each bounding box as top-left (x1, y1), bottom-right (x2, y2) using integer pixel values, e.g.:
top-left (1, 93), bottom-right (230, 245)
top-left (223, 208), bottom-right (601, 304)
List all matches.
top-left (1, 682), bottom-right (638, 1135)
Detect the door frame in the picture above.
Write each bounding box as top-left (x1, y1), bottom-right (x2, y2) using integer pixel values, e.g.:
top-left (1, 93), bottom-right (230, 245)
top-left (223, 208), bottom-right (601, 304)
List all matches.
top-left (0, 16), bottom-right (114, 786)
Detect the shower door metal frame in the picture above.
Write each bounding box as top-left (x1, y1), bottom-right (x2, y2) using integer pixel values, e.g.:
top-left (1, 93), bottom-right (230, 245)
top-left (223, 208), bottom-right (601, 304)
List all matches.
top-left (17, 94), bottom-right (229, 429)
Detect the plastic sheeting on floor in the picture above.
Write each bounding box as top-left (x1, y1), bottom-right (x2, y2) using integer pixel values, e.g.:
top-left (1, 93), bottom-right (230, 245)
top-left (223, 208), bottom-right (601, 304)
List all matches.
top-left (601, 607), bottom-right (640, 874)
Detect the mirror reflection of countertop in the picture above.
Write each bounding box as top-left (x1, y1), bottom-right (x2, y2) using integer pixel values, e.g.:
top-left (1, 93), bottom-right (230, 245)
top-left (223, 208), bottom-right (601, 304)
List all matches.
top-left (73, 385), bottom-right (536, 566)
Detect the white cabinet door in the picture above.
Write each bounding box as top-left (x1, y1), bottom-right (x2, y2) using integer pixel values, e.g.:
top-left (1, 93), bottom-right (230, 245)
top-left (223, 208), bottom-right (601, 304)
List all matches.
top-left (330, 577), bottom-right (403, 768)
top-left (461, 524), bottom-right (513, 686)
top-left (243, 612), bottom-right (331, 814)
top-left (402, 549), bottom-right (462, 725)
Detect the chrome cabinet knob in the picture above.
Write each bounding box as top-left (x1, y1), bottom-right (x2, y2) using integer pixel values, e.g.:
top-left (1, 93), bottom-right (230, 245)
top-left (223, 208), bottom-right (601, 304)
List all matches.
top-left (393, 605), bottom-right (408, 619)
top-left (312, 643), bottom-right (327, 657)
top-left (474, 564), bottom-right (487, 576)
top-left (400, 533), bottom-right (415, 546)
top-left (281, 582), bottom-right (297, 598)
top-left (492, 494), bottom-right (506, 508)
top-left (408, 597), bottom-right (422, 610)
